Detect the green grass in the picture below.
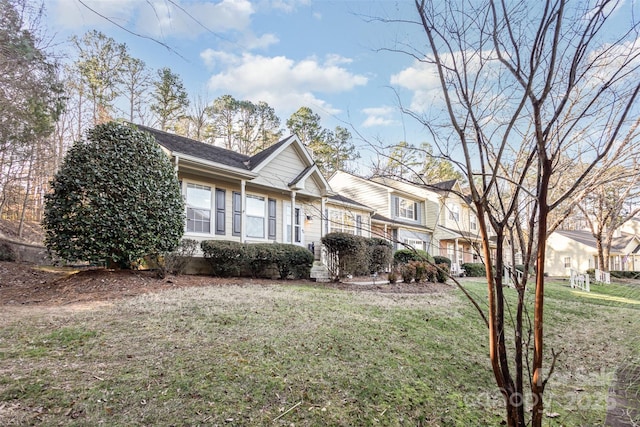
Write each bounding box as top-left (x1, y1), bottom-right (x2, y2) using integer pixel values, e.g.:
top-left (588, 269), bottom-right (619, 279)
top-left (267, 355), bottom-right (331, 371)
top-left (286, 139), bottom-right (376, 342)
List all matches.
top-left (0, 280), bottom-right (638, 426)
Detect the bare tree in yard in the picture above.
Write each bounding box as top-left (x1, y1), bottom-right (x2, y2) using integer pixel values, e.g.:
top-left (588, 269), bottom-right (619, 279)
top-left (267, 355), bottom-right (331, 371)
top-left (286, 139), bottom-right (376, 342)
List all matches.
top-left (386, 1), bottom-right (640, 425)
top-left (577, 158), bottom-right (640, 271)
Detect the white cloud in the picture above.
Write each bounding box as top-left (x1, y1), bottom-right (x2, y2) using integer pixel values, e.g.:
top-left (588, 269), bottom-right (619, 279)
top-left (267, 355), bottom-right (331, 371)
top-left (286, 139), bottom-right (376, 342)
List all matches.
top-left (137, 0), bottom-right (254, 38)
top-left (52, 0), bottom-right (137, 29)
top-left (51, 0), bottom-right (255, 39)
top-left (361, 106), bottom-right (399, 127)
top-left (205, 52), bottom-right (368, 116)
top-left (268, 0), bottom-right (311, 13)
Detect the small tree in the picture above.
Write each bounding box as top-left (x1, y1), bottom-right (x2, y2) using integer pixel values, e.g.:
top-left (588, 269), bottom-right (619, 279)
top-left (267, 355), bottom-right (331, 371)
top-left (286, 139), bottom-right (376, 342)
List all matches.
top-left (43, 121), bottom-right (184, 268)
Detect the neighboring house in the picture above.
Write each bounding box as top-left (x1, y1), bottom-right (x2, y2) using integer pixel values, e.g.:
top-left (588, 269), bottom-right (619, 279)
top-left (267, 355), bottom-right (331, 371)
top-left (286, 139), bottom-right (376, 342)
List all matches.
top-left (329, 171), bottom-right (435, 252)
top-left (430, 179), bottom-right (485, 273)
top-left (545, 228), bottom-right (640, 276)
top-left (325, 194), bottom-right (374, 237)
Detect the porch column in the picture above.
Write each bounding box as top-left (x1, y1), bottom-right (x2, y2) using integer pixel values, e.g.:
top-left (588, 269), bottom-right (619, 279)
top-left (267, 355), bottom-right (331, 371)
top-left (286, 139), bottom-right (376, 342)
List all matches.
top-left (320, 197), bottom-right (326, 238)
top-left (240, 180), bottom-right (246, 243)
top-left (454, 238), bottom-right (460, 266)
top-left (290, 191), bottom-right (296, 244)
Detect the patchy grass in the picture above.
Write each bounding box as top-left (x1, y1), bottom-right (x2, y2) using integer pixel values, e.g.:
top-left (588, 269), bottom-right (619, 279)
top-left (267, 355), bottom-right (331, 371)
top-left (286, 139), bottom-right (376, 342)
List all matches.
top-left (0, 280), bottom-right (638, 425)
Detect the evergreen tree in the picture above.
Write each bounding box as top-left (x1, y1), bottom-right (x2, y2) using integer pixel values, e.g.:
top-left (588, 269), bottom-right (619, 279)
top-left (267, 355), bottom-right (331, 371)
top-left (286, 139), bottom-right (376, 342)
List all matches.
top-left (150, 67), bottom-right (189, 131)
top-left (43, 122), bottom-right (184, 268)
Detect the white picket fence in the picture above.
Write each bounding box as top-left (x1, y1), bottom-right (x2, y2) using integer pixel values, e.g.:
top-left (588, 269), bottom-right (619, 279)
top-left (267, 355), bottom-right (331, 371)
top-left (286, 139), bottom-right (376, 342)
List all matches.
top-left (503, 265), bottom-right (523, 287)
top-left (593, 269), bottom-right (610, 285)
top-left (570, 268), bottom-right (590, 292)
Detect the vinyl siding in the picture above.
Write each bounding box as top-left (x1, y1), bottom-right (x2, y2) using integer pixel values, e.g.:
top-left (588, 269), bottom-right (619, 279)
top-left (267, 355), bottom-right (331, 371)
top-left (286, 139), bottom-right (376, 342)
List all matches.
top-left (251, 145), bottom-right (307, 190)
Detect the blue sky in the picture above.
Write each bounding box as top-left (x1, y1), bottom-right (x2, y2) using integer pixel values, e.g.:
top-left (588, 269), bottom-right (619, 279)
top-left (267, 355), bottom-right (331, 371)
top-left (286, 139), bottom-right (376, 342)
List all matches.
top-left (45, 0), bottom-right (431, 171)
top-left (44, 0), bottom-right (640, 174)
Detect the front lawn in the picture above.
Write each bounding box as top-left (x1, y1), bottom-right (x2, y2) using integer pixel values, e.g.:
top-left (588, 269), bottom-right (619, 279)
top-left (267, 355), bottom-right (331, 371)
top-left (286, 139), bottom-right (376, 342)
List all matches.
top-left (0, 279), bottom-right (638, 425)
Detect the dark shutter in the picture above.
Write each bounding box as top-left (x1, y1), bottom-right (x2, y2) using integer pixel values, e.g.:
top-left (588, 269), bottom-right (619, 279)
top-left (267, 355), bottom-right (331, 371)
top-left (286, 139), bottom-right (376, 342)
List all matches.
top-left (414, 202), bottom-right (418, 221)
top-left (232, 191), bottom-right (241, 236)
top-left (215, 189), bottom-right (226, 235)
top-left (268, 198), bottom-right (276, 240)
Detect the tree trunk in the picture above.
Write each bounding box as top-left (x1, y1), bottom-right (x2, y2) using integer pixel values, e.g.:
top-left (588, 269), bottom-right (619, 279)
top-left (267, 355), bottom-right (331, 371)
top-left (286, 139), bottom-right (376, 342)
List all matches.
top-left (531, 158), bottom-right (552, 427)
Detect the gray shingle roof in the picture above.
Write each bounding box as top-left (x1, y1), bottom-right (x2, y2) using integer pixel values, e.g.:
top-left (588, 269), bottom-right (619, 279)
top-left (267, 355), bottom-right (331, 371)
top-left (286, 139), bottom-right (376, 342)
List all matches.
top-left (136, 124), bottom-right (251, 170)
top-left (328, 194), bottom-right (373, 210)
top-left (137, 124), bottom-right (297, 172)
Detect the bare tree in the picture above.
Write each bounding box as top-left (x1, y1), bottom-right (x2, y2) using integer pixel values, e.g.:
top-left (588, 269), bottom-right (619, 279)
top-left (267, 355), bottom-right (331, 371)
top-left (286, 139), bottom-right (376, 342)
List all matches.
top-left (386, 1), bottom-right (640, 425)
top-left (577, 160), bottom-right (640, 271)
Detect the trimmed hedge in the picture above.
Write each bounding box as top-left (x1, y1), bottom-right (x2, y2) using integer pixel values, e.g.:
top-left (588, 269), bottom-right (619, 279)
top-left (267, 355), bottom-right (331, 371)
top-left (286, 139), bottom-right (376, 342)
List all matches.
top-left (461, 262), bottom-right (486, 277)
top-left (201, 240), bottom-right (245, 277)
top-left (321, 233), bottom-right (392, 278)
top-left (200, 240), bottom-right (313, 279)
top-left (433, 255), bottom-right (451, 267)
top-left (610, 270), bottom-right (640, 280)
top-left (393, 249), bottom-right (434, 265)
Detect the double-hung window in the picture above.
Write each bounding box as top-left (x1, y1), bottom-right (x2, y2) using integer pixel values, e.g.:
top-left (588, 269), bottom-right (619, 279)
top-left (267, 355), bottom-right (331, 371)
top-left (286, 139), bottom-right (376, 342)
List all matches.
top-left (246, 195), bottom-right (266, 238)
top-left (186, 183), bottom-right (212, 233)
top-left (396, 197), bottom-right (418, 221)
top-left (329, 209), bottom-right (355, 234)
top-left (470, 213), bottom-right (477, 231)
top-left (448, 204), bottom-right (460, 222)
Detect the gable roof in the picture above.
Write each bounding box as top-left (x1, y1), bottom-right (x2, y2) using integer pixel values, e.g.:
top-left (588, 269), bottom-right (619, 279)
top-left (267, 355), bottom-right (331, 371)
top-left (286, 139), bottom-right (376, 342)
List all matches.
top-left (328, 194), bottom-right (374, 212)
top-left (432, 179), bottom-right (457, 192)
top-left (555, 229), bottom-right (640, 253)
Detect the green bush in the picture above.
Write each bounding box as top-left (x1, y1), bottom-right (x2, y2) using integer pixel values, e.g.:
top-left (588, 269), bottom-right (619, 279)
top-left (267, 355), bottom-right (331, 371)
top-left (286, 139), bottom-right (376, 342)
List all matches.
top-left (321, 232), bottom-right (368, 277)
top-left (367, 238), bottom-right (393, 274)
top-left (462, 262), bottom-right (486, 277)
top-left (394, 249), bottom-right (434, 265)
top-left (0, 242), bottom-right (15, 262)
top-left (433, 255), bottom-right (451, 267)
top-left (43, 122), bottom-right (184, 269)
top-left (161, 238), bottom-right (198, 276)
top-left (201, 240), bottom-right (246, 277)
top-left (610, 270), bottom-right (640, 279)
top-left (435, 263), bottom-right (449, 283)
top-left (244, 244), bottom-right (279, 278)
top-left (200, 241), bottom-right (313, 279)
top-left (273, 244), bottom-right (314, 279)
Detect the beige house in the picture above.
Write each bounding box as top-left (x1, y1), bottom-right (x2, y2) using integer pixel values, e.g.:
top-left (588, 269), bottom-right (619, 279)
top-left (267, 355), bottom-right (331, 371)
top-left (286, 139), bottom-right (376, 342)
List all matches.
top-left (545, 227), bottom-right (640, 276)
top-left (139, 125), bottom-right (337, 255)
top-left (429, 179), bottom-right (487, 273)
top-left (328, 171), bottom-right (436, 252)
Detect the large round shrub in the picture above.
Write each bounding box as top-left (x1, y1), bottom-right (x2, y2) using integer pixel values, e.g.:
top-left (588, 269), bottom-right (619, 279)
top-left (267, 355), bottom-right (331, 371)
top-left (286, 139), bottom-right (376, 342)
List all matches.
top-left (43, 122), bottom-right (184, 268)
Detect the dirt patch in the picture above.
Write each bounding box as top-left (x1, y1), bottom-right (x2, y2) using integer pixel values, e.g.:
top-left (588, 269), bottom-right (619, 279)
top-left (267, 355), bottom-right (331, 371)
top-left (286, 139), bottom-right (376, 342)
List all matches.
top-left (0, 261), bottom-right (447, 307)
top-left (606, 364), bottom-right (640, 426)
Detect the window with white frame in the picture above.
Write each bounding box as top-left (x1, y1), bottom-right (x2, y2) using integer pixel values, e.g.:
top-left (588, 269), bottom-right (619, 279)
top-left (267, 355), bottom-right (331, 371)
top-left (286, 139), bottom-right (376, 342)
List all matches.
top-left (186, 183), bottom-right (212, 233)
top-left (448, 203), bottom-right (460, 222)
top-left (285, 204), bottom-right (301, 243)
top-left (246, 195), bottom-right (266, 238)
top-left (404, 238), bottom-right (424, 251)
top-left (564, 257), bottom-right (571, 268)
top-left (470, 213), bottom-right (477, 231)
top-left (329, 209), bottom-right (355, 234)
top-left (397, 197), bottom-right (416, 220)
